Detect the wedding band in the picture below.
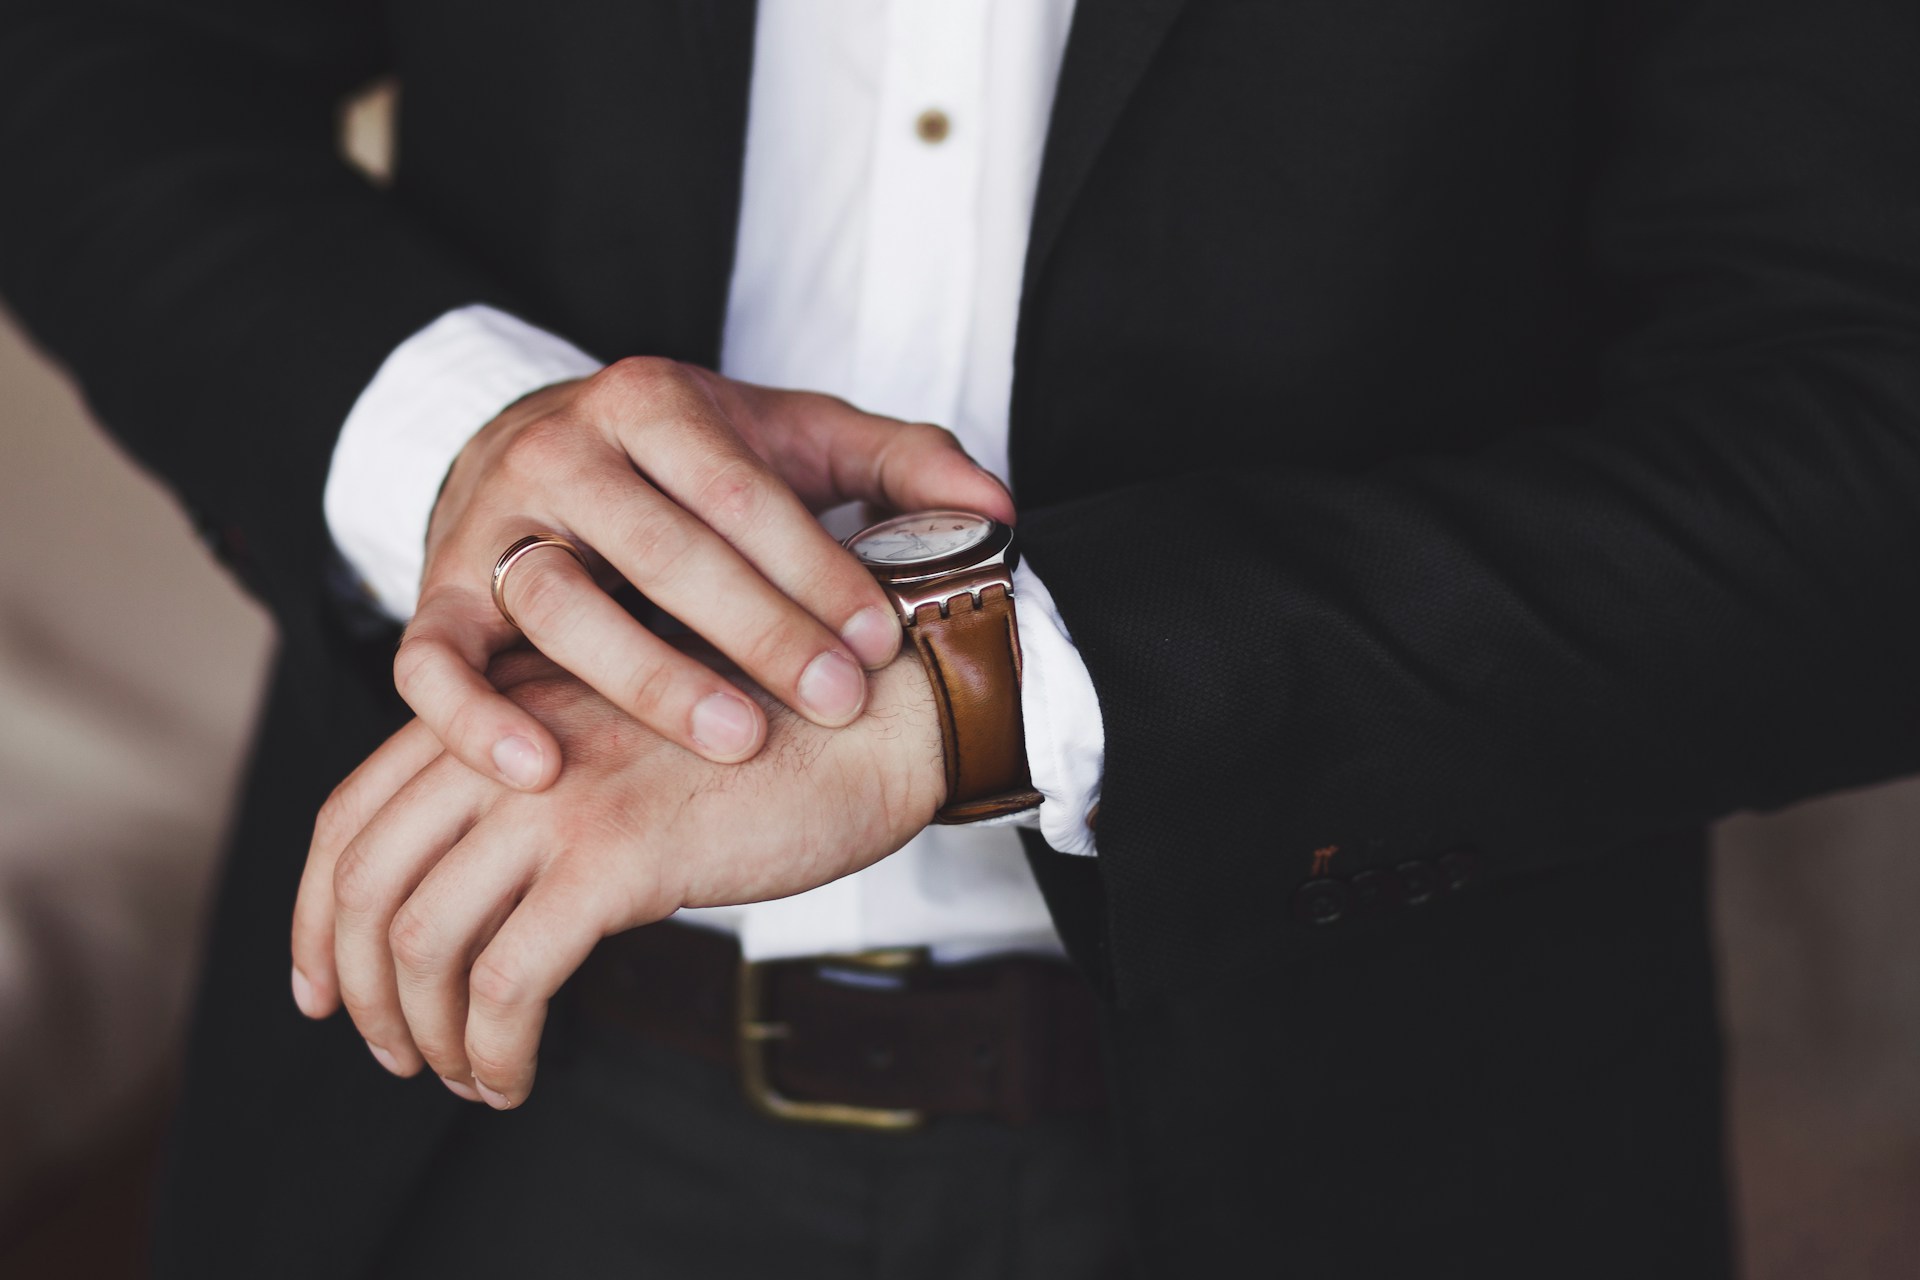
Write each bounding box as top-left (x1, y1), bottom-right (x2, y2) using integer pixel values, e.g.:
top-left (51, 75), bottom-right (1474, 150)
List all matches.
top-left (491, 533), bottom-right (589, 631)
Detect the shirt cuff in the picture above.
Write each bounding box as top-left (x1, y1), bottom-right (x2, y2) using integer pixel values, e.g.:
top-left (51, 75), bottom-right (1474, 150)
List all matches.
top-left (322, 305), bottom-right (604, 621)
top-left (1012, 561), bottom-right (1104, 855)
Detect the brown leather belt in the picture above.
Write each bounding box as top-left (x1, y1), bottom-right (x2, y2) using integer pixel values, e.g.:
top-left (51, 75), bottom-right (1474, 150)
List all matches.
top-left (571, 920), bottom-right (1108, 1131)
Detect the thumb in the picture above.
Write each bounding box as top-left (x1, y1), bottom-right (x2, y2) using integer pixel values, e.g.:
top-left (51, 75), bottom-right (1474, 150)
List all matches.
top-left (796, 400), bottom-right (1018, 524)
top-left (829, 416), bottom-right (1013, 525)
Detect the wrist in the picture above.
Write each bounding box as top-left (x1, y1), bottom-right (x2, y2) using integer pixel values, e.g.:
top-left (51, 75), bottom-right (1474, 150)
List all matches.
top-left (843, 512), bottom-right (1038, 824)
top-left (861, 652), bottom-right (950, 824)
top-left (731, 647), bottom-right (945, 835)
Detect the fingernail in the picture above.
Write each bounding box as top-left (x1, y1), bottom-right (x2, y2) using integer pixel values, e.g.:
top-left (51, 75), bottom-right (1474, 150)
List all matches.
top-left (690, 692), bottom-right (758, 759)
top-left (491, 735), bottom-right (543, 788)
top-left (475, 1081), bottom-right (513, 1110)
top-left (840, 605), bottom-right (899, 669)
top-left (798, 650), bottom-right (865, 725)
top-left (290, 965), bottom-right (317, 1017)
top-left (440, 1076), bottom-right (483, 1102)
top-left (367, 1041), bottom-right (402, 1075)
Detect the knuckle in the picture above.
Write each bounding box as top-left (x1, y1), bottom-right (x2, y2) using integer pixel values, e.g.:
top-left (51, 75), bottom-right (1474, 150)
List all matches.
top-left (613, 501), bottom-right (695, 580)
top-left (806, 389), bottom-right (856, 416)
top-left (497, 414), bottom-right (575, 481)
top-left (463, 1040), bottom-right (516, 1086)
top-left (391, 634), bottom-right (438, 701)
top-left (312, 788), bottom-right (356, 854)
top-left (870, 425), bottom-right (928, 496)
top-left (618, 656), bottom-right (681, 722)
top-left (441, 700), bottom-right (497, 763)
top-left (469, 953), bottom-right (528, 1011)
top-left (602, 354), bottom-right (678, 392)
top-left (625, 359), bottom-right (722, 430)
top-left (795, 553), bottom-right (875, 617)
top-left (692, 456), bottom-right (771, 534)
top-left (336, 990), bottom-right (372, 1026)
top-left (591, 356), bottom-right (687, 417)
top-left (332, 849), bottom-right (383, 918)
top-left (336, 985), bottom-right (383, 1031)
top-left (387, 909), bottom-right (439, 974)
top-left (736, 616), bottom-right (809, 682)
top-left (907, 421), bottom-right (961, 451)
top-left (415, 1041), bottom-right (462, 1078)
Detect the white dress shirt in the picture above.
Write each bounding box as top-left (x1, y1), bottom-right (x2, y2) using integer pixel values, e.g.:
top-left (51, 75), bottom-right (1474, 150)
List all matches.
top-left (325, 0), bottom-right (1100, 961)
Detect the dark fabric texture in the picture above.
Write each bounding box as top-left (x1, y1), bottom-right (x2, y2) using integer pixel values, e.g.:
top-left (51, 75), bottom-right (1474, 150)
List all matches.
top-left (368, 1000), bottom-right (1129, 1280)
top-left (2, 0), bottom-right (1915, 1274)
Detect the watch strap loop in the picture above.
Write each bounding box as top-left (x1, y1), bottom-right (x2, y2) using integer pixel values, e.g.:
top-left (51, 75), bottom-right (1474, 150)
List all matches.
top-left (909, 583), bottom-right (1042, 823)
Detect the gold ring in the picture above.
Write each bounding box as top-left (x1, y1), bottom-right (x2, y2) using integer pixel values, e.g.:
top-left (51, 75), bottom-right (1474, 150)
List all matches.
top-left (491, 533), bottom-right (588, 631)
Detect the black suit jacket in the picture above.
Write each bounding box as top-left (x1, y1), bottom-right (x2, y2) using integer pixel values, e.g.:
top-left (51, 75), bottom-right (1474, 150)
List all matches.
top-left (6, 0), bottom-right (1919, 1274)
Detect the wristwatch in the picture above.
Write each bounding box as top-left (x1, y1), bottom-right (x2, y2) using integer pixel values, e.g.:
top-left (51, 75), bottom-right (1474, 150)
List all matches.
top-left (845, 510), bottom-right (1041, 824)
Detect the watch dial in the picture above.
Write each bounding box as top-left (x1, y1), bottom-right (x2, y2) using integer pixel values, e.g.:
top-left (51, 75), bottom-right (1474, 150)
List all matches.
top-left (851, 511), bottom-right (993, 565)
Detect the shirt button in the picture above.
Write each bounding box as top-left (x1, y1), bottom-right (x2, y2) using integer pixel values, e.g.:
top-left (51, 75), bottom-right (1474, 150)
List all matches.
top-left (915, 108), bottom-right (951, 144)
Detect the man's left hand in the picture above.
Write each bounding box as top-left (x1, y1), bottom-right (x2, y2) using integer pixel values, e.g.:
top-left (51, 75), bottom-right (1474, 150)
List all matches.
top-left (287, 648), bottom-right (945, 1109)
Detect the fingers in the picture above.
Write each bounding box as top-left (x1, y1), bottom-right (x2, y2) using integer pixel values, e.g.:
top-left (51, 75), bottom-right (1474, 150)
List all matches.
top-left (393, 587), bottom-right (565, 791)
top-left (389, 821), bottom-right (538, 1099)
top-left (330, 756), bottom-right (492, 1077)
top-left (612, 394), bottom-right (903, 671)
top-left (292, 718), bottom-right (445, 1019)
top-left (463, 868), bottom-right (622, 1109)
top-left (565, 479), bottom-right (876, 732)
top-left (400, 357), bottom-right (1011, 788)
top-left (491, 535), bottom-right (768, 762)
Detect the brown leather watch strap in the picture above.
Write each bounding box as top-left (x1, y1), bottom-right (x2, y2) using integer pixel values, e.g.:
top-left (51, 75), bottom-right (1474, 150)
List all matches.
top-left (908, 583), bottom-right (1042, 823)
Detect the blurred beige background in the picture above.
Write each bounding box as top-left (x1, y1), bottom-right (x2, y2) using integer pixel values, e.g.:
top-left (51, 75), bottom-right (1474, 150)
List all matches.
top-left (2, 89), bottom-right (1918, 1279)
top-left (0, 304), bottom-right (271, 1270)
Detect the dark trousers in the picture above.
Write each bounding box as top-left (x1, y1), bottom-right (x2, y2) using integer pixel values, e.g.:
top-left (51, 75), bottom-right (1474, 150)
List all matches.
top-left (369, 1003), bottom-right (1132, 1278)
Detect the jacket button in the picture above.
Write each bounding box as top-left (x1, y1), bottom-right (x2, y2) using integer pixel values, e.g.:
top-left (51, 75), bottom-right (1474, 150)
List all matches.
top-left (1294, 878), bottom-right (1350, 926)
top-left (1437, 846), bottom-right (1481, 892)
top-left (1396, 860), bottom-right (1439, 906)
top-left (1350, 868), bottom-right (1404, 915)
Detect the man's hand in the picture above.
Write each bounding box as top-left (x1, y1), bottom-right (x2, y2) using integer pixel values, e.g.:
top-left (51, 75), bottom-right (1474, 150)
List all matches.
top-left (288, 648), bottom-right (946, 1109)
top-left (396, 357), bottom-right (1011, 789)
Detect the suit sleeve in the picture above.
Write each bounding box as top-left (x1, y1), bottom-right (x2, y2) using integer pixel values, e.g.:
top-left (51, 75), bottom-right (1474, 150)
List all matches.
top-left (1015, 0), bottom-right (1920, 995)
top-left (0, 0), bottom-right (519, 630)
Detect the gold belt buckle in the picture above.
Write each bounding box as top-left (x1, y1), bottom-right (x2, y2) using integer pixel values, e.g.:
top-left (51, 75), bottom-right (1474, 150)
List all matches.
top-left (736, 947), bottom-right (928, 1131)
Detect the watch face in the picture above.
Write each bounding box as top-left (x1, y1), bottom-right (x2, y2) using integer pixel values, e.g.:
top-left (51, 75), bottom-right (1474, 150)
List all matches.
top-left (850, 511), bottom-right (994, 566)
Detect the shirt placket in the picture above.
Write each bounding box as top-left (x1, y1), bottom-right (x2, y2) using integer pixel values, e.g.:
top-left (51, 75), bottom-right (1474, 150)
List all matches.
top-left (849, 0), bottom-right (989, 430)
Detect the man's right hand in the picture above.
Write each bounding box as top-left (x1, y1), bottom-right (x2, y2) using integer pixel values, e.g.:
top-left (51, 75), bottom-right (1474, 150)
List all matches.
top-left (392, 356), bottom-right (1014, 789)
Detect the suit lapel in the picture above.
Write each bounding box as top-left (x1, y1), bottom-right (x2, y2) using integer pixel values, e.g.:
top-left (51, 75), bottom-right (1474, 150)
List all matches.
top-left (674, 0), bottom-right (759, 153)
top-left (1025, 0), bottom-right (1191, 287)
